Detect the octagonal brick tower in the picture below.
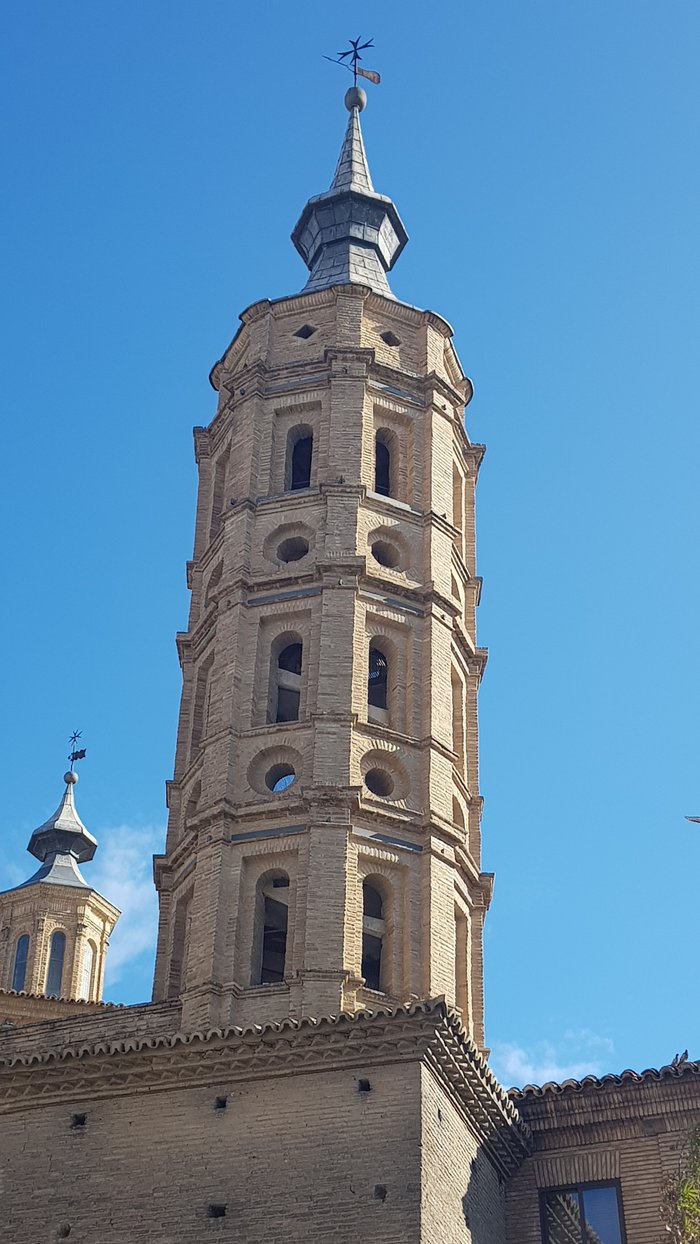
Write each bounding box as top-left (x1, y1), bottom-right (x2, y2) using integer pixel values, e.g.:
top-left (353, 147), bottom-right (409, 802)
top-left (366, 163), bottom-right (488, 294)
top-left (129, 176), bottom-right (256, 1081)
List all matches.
top-left (152, 90), bottom-right (491, 1043)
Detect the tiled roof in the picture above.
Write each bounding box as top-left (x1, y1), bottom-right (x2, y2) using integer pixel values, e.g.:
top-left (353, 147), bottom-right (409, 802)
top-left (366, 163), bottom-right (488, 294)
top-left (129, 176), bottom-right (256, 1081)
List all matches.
top-left (0, 997), bottom-right (531, 1175)
top-left (510, 1058), bottom-right (700, 1099)
top-left (0, 987), bottom-right (123, 1010)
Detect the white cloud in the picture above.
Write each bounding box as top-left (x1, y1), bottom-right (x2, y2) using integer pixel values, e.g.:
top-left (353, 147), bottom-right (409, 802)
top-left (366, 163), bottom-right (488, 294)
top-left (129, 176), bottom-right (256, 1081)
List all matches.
top-left (89, 823), bottom-right (164, 986)
top-left (489, 1029), bottom-right (615, 1089)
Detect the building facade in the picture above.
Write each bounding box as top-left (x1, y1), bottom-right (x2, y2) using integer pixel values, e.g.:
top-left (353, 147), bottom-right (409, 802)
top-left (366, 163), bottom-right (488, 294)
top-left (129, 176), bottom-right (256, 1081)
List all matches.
top-left (0, 87), bottom-right (696, 1244)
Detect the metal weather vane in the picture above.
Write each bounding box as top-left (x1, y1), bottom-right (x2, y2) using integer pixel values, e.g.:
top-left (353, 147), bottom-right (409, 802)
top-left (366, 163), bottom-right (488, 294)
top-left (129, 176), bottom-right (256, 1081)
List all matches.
top-left (324, 36), bottom-right (381, 86)
top-left (68, 729), bottom-right (87, 771)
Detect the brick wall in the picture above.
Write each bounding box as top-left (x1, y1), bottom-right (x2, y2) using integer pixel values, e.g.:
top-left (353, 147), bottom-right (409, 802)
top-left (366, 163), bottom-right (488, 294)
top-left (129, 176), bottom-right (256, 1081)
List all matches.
top-left (153, 283), bottom-right (490, 1044)
top-left (506, 1068), bottom-right (700, 1244)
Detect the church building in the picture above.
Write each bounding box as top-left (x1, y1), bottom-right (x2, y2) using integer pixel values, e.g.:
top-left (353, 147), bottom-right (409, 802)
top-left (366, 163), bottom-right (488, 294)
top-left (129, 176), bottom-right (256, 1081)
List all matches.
top-left (0, 84), bottom-right (697, 1244)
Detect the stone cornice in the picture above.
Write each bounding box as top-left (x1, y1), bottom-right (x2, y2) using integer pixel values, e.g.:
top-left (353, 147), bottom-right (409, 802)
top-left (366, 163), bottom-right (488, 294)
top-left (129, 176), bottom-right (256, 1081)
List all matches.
top-left (0, 997), bottom-right (530, 1174)
top-left (423, 368), bottom-right (472, 411)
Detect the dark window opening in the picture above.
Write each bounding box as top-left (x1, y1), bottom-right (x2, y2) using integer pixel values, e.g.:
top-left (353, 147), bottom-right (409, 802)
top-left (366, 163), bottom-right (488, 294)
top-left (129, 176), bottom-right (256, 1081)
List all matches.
top-left (358, 1078), bottom-right (371, 1093)
top-left (261, 896), bottom-right (288, 983)
top-left (371, 540), bottom-right (400, 569)
top-left (541, 1183), bottom-right (624, 1244)
top-left (265, 763), bottom-right (296, 793)
top-left (294, 324), bottom-right (316, 339)
top-left (11, 934), bottom-right (29, 993)
top-left (368, 647), bottom-right (388, 711)
top-left (46, 930), bottom-right (66, 998)
top-left (362, 882), bottom-right (385, 992)
top-left (214, 1096), bottom-right (228, 1111)
top-left (276, 686), bottom-right (300, 723)
top-left (364, 768), bottom-right (394, 797)
top-left (278, 642), bottom-right (302, 676)
top-left (363, 883), bottom-right (383, 921)
top-left (275, 641), bottom-right (303, 723)
top-left (291, 435), bottom-right (313, 490)
top-left (70, 1113), bottom-right (87, 1129)
top-left (361, 934), bottom-right (382, 989)
top-left (207, 1205), bottom-right (227, 1219)
top-left (375, 438), bottom-right (391, 496)
top-left (278, 536), bottom-right (309, 563)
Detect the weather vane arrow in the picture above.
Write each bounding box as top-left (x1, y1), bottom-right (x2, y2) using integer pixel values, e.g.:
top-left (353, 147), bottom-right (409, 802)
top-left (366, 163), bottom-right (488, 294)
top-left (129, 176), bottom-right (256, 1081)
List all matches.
top-left (324, 36), bottom-right (381, 86)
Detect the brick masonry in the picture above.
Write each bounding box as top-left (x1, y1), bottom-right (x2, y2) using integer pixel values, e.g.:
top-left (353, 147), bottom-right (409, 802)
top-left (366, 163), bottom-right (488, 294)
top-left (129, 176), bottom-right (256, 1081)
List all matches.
top-left (0, 1000), bottom-right (526, 1244)
top-left (152, 283), bottom-right (491, 1042)
top-left (507, 1066), bottom-right (700, 1244)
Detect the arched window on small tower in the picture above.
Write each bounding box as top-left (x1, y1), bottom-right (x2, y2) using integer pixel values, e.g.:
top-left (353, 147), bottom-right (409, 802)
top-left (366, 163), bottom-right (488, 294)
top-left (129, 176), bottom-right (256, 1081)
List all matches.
top-left (11, 934), bottom-right (29, 993)
top-left (375, 434), bottom-right (392, 497)
top-left (274, 641), bottom-right (303, 723)
top-left (361, 881), bottom-right (385, 992)
top-left (368, 646), bottom-right (388, 724)
top-left (45, 930), bottom-right (66, 998)
top-left (253, 873), bottom-right (290, 985)
top-left (79, 940), bottom-right (95, 1001)
top-left (287, 426), bottom-right (313, 491)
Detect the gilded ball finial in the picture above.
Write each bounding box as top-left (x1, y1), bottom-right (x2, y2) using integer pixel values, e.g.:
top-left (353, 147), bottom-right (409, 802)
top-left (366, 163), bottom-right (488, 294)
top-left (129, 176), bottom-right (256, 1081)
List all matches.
top-left (345, 86), bottom-right (367, 112)
top-left (64, 770), bottom-right (78, 785)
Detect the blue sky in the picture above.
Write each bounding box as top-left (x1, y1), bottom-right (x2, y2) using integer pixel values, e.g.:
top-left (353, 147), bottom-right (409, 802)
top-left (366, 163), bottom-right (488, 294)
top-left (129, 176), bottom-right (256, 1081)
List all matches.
top-left (1, 2), bottom-right (698, 1086)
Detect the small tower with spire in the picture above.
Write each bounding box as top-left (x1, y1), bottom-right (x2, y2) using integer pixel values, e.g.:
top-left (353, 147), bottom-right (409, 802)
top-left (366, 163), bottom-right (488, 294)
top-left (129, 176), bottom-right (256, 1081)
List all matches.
top-left (0, 764), bottom-right (119, 1003)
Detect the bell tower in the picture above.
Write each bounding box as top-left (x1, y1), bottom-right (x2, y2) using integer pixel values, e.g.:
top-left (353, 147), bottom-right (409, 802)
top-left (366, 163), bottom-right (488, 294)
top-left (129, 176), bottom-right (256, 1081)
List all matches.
top-left (152, 87), bottom-right (491, 1041)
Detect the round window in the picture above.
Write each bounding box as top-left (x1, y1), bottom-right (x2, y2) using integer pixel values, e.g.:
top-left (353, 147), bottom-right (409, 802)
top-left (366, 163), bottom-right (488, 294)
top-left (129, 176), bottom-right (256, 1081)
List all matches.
top-left (265, 763), bottom-right (296, 793)
top-left (278, 536), bottom-right (309, 563)
top-left (371, 541), bottom-right (400, 569)
top-left (364, 768), bottom-right (395, 798)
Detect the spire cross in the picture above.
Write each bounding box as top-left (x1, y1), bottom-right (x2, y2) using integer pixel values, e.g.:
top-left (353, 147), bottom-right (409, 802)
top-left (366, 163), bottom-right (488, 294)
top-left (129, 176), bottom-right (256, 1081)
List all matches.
top-left (68, 730), bottom-right (86, 774)
top-left (324, 37), bottom-right (381, 87)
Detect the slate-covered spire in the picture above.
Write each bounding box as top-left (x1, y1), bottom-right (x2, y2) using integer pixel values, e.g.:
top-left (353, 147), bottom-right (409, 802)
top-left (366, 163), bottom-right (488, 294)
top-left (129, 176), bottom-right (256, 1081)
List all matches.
top-left (329, 103), bottom-right (374, 194)
top-left (291, 86), bottom-right (408, 298)
top-left (17, 771), bottom-right (98, 890)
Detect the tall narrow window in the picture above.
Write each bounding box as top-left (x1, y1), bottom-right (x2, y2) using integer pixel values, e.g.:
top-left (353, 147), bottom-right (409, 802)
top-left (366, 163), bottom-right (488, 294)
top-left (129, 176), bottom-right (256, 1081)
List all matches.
top-left (79, 941), bottom-right (95, 1001)
top-left (11, 935), bottom-right (29, 993)
top-left (190, 655), bottom-right (213, 757)
top-left (254, 874), bottom-right (290, 985)
top-left (454, 907), bottom-right (470, 1023)
top-left (451, 667), bottom-right (465, 775)
top-left (45, 930), bottom-right (66, 998)
top-left (375, 435), bottom-right (391, 496)
top-left (452, 464), bottom-right (464, 533)
top-left (361, 881), bottom-right (385, 992)
top-left (275, 641), bottom-right (302, 723)
top-left (168, 890), bottom-right (193, 999)
top-left (289, 432), bottom-right (313, 491)
top-left (368, 647), bottom-right (388, 722)
top-left (209, 451), bottom-right (229, 541)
